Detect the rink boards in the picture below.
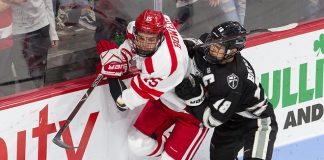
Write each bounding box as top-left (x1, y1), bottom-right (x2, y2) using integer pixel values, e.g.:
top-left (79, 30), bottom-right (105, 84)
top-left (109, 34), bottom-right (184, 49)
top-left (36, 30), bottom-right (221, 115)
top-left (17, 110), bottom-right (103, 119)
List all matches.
top-left (0, 18), bottom-right (324, 160)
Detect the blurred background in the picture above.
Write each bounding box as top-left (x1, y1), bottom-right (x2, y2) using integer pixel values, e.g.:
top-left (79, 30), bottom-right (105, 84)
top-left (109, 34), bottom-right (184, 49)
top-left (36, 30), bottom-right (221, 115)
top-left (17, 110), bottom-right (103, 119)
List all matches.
top-left (0, 0), bottom-right (323, 98)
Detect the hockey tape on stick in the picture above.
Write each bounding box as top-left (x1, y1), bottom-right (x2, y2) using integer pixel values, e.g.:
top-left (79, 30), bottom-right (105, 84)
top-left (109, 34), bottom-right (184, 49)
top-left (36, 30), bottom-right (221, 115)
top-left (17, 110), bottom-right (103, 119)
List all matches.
top-left (52, 74), bottom-right (104, 149)
top-left (249, 23), bottom-right (298, 34)
top-left (195, 23), bottom-right (298, 49)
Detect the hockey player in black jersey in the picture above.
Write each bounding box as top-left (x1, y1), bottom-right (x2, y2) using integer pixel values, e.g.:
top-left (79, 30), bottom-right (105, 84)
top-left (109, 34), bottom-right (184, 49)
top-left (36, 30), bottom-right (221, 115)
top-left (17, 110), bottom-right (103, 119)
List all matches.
top-left (175, 21), bottom-right (278, 160)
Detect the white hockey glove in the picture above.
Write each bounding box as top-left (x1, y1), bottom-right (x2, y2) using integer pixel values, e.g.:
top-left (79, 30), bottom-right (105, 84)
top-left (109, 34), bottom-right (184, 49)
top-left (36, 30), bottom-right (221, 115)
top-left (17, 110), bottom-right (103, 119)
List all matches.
top-left (96, 40), bottom-right (129, 78)
top-left (100, 48), bottom-right (129, 78)
top-left (116, 96), bottom-right (129, 111)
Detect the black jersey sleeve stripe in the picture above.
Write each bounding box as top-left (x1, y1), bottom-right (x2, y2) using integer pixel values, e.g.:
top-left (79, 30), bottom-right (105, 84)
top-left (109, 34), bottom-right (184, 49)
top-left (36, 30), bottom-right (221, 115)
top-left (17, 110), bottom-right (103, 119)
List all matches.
top-left (253, 104), bottom-right (268, 116)
top-left (254, 83), bottom-right (261, 99)
top-left (236, 111), bottom-right (260, 119)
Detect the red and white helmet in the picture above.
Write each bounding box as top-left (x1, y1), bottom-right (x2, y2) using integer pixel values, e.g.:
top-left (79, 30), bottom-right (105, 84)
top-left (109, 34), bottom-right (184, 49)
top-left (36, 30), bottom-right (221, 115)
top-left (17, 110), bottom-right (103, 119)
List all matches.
top-left (135, 9), bottom-right (166, 34)
top-left (132, 9), bottom-right (166, 57)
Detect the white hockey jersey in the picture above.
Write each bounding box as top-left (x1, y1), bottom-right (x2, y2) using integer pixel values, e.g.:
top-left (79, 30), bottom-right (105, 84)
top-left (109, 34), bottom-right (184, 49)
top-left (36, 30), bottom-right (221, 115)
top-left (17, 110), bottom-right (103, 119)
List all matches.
top-left (116, 15), bottom-right (190, 112)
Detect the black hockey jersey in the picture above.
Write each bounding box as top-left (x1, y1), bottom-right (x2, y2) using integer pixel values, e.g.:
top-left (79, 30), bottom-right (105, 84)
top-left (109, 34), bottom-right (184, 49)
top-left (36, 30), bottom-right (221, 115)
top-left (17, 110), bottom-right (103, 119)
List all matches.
top-left (189, 47), bottom-right (275, 127)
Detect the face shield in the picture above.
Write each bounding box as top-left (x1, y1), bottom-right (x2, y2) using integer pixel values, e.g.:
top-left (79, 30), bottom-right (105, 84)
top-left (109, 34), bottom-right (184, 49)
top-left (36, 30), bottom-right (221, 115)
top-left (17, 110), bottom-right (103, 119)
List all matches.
top-left (132, 28), bottom-right (164, 57)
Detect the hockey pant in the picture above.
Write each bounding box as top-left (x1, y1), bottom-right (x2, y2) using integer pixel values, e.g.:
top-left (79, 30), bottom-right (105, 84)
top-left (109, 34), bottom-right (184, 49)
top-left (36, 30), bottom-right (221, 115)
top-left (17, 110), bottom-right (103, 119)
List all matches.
top-left (210, 114), bottom-right (278, 160)
top-left (129, 100), bottom-right (208, 160)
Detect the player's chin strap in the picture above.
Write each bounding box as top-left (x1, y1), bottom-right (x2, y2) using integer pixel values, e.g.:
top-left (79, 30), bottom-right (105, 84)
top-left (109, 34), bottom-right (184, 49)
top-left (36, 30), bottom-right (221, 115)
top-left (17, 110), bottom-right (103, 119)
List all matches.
top-left (223, 50), bottom-right (237, 61)
top-left (194, 23), bottom-right (298, 49)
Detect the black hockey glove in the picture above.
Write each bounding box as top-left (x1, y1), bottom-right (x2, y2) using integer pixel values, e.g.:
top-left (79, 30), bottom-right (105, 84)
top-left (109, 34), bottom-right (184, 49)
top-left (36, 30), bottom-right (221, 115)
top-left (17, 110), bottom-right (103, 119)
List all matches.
top-left (175, 74), bottom-right (205, 106)
top-left (183, 38), bottom-right (203, 58)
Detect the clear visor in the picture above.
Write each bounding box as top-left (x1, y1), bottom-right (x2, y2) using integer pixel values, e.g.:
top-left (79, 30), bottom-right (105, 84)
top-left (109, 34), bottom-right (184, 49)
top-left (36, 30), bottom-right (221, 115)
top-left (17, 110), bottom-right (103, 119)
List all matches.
top-left (205, 43), bottom-right (237, 64)
top-left (209, 43), bottom-right (227, 60)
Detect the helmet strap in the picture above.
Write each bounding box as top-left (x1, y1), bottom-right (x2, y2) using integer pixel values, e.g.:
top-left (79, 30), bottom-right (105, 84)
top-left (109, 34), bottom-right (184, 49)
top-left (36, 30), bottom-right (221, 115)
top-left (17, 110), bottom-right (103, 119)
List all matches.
top-left (224, 50), bottom-right (237, 62)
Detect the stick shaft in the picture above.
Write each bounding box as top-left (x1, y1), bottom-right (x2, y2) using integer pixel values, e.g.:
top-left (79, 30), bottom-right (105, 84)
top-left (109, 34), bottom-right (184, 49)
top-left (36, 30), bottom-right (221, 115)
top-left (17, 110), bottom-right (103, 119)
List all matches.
top-left (195, 23), bottom-right (298, 49)
top-left (53, 74), bottom-right (104, 148)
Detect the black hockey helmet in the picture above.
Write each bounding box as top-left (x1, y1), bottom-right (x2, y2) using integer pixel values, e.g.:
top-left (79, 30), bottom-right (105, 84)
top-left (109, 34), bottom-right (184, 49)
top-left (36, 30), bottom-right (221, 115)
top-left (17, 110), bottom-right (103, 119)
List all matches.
top-left (203, 21), bottom-right (247, 64)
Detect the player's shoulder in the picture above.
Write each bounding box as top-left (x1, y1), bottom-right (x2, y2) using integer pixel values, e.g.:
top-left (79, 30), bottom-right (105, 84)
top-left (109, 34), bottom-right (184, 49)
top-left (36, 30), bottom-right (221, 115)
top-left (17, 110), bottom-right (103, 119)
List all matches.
top-left (191, 48), bottom-right (206, 69)
top-left (126, 21), bottom-right (135, 35)
top-left (237, 53), bottom-right (255, 71)
top-left (190, 32), bottom-right (210, 62)
top-left (235, 53), bottom-right (256, 83)
top-left (163, 14), bottom-right (171, 21)
top-left (143, 44), bottom-right (187, 79)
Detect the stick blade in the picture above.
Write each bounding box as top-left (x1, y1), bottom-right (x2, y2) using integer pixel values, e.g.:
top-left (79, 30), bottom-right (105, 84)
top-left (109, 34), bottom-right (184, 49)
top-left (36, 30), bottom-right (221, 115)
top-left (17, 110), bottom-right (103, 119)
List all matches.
top-left (53, 137), bottom-right (78, 149)
top-left (268, 23), bottom-right (298, 32)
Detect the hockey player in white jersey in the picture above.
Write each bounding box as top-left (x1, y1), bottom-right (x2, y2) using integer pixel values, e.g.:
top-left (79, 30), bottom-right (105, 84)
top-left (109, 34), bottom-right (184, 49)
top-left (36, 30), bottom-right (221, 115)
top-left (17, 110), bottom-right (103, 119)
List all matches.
top-left (96, 9), bottom-right (208, 160)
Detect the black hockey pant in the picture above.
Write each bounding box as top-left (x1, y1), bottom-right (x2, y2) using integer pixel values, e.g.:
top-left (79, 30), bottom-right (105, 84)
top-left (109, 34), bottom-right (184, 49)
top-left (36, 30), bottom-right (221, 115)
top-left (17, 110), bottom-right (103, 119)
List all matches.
top-left (210, 114), bottom-right (278, 160)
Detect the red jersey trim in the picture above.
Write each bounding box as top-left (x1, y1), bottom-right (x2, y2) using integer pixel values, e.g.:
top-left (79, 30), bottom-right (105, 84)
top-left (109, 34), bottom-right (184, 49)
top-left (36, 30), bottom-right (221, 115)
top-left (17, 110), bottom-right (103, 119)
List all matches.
top-left (126, 31), bottom-right (133, 40)
top-left (144, 58), bottom-right (154, 74)
top-left (130, 77), bottom-right (153, 99)
top-left (121, 48), bottom-right (132, 61)
top-left (164, 30), bottom-right (178, 76)
top-left (136, 75), bottom-right (163, 97)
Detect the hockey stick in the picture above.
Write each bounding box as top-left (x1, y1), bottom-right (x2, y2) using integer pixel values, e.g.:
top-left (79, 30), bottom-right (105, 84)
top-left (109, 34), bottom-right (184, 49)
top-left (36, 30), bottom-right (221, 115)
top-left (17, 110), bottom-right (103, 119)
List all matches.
top-left (195, 23), bottom-right (298, 48)
top-left (52, 74), bottom-right (104, 149)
